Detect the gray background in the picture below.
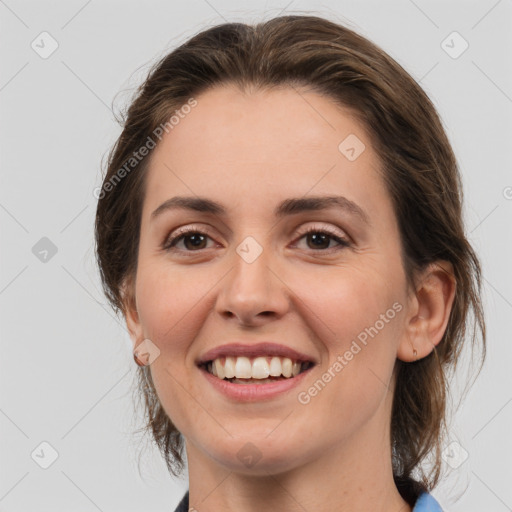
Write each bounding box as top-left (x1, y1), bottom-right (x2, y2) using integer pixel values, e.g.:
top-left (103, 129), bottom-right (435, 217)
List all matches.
top-left (1, 0), bottom-right (511, 511)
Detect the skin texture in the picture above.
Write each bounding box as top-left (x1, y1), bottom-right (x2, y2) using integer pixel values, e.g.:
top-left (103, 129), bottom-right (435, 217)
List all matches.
top-left (124, 85), bottom-right (456, 512)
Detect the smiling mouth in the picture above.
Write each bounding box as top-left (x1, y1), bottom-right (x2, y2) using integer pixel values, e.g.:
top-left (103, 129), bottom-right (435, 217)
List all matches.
top-left (198, 356), bottom-right (315, 384)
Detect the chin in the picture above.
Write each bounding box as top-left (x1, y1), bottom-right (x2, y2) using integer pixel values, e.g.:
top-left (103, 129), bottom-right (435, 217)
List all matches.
top-left (201, 435), bottom-right (308, 476)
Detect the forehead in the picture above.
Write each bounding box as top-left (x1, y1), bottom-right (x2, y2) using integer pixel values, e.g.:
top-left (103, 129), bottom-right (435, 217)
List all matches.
top-left (153, 84), bottom-right (372, 162)
top-left (142, 84), bottom-right (388, 224)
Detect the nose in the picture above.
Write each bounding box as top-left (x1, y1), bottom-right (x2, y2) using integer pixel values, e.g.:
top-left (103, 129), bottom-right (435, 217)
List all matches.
top-left (215, 244), bottom-right (290, 327)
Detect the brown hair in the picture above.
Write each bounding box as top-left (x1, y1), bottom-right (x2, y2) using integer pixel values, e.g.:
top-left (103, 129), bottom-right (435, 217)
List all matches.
top-left (94, 14), bottom-right (486, 504)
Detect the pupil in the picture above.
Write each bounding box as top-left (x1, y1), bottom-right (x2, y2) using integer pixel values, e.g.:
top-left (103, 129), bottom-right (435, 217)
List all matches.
top-left (186, 234), bottom-right (206, 249)
top-left (309, 233), bottom-right (329, 249)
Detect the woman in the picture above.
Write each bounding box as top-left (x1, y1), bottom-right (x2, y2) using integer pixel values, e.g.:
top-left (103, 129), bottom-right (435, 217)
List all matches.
top-left (95, 15), bottom-right (486, 512)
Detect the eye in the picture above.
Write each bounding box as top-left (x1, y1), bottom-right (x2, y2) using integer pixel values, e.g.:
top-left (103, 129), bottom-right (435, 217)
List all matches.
top-left (161, 224), bottom-right (351, 254)
top-left (293, 225), bottom-right (351, 252)
top-left (161, 226), bottom-right (216, 252)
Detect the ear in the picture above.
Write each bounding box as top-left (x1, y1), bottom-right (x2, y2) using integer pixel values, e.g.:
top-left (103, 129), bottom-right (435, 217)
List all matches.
top-left (120, 275), bottom-right (144, 349)
top-left (397, 260), bottom-right (457, 362)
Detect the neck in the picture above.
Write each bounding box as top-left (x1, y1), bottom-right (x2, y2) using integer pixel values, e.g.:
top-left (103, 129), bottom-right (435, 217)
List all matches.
top-left (184, 389), bottom-right (412, 512)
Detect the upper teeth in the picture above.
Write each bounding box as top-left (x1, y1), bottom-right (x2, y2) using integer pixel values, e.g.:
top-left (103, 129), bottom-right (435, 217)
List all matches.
top-left (208, 356), bottom-right (305, 379)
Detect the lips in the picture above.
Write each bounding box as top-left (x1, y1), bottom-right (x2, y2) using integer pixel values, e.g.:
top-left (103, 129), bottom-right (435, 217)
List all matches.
top-left (195, 342), bottom-right (317, 366)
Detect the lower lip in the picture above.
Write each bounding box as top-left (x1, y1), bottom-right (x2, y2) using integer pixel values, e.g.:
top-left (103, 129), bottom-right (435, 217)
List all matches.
top-left (199, 365), bottom-right (314, 402)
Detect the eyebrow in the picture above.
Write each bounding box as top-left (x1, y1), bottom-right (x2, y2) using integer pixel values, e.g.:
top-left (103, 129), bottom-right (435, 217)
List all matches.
top-left (150, 195), bottom-right (371, 226)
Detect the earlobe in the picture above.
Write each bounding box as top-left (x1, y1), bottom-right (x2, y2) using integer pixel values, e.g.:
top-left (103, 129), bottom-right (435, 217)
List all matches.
top-left (397, 260), bottom-right (457, 362)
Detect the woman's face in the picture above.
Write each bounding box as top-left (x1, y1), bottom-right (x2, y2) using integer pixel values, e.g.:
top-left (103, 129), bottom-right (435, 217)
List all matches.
top-left (126, 85), bottom-right (416, 474)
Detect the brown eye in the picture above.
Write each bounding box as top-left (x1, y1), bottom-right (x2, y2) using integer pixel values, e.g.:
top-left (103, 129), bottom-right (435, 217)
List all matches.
top-left (162, 229), bottom-right (214, 252)
top-left (306, 232), bottom-right (332, 250)
top-left (295, 227), bottom-right (351, 252)
top-left (161, 225), bottom-right (351, 255)
top-left (178, 233), bottom-right (209, 250)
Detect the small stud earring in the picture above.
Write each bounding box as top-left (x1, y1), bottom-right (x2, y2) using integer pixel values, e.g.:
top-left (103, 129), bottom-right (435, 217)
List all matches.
top-left (413, 348), bottom-right (418, 360)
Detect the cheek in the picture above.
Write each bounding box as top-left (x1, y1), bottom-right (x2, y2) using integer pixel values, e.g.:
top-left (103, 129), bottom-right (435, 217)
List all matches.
top-left (294, 285), bottom-right (400, 442)
top-left (135, 263), bottom-right (207, 348)
top-left (296, 262), bottom-right (396, 345)
top-left (293, 264), bottom-right (402, 405)
top-left (134, 264), bottom-right (206, 430)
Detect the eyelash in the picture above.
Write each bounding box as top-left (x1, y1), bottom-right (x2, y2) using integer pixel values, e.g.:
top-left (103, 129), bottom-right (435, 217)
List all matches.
top-left (161, 225), bottom-right (351, 255)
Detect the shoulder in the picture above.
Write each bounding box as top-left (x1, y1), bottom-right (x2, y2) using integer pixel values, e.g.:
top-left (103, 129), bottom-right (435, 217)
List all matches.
top-left (413, 491), bottom-right (443, 511)
top-left (172, 490), bottom-right (189, 512)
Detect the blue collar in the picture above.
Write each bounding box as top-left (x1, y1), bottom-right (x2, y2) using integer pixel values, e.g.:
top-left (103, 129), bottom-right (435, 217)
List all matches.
top-left (413, 491), bottom-right (443, 511)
